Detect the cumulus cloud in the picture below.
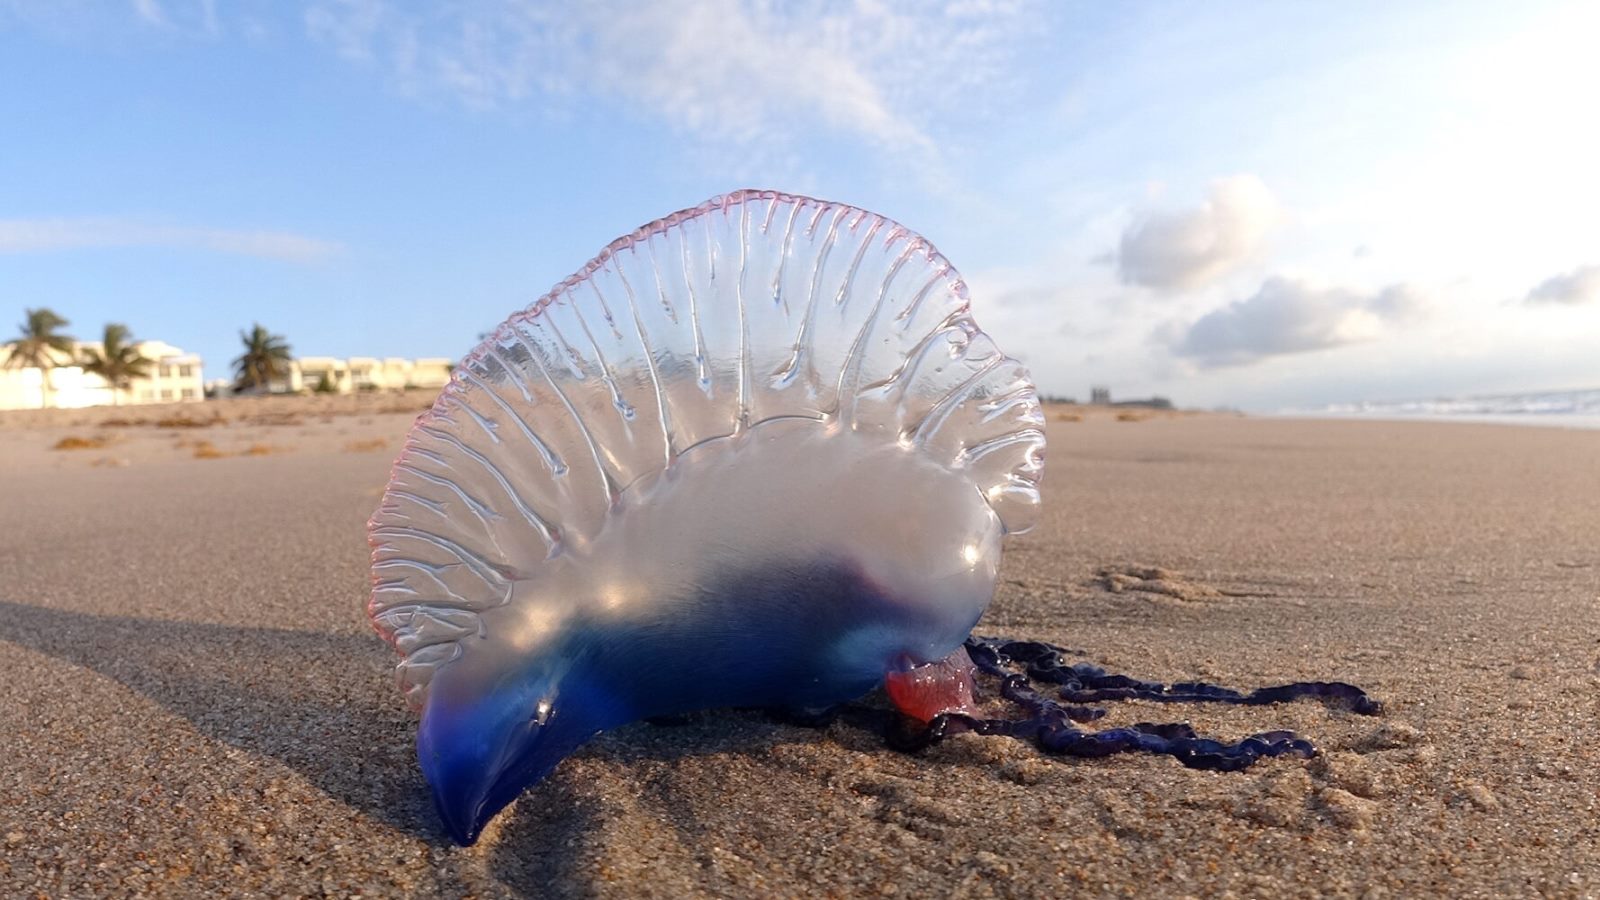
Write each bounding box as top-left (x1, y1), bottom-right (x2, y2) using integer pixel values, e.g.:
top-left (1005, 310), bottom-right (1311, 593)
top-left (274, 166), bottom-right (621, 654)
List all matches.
top-left (0, 218), bottom-right (339, 262)
top-left (1170, 277), bottom-right (1429, 367)
top-left (1117, 175), bottom-right (1279, 291)
top-left (1524, 264), bottom-right (1600, 306)
top-left (301, 0), bottom-right (1034, 156)
top-left (1365, 283), bottom-right (1434, 324)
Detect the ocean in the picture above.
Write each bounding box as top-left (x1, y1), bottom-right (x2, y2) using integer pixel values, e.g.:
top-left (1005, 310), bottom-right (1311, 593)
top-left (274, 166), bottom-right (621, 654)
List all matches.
top-left (1287, 386), bottom-right (1600, 430)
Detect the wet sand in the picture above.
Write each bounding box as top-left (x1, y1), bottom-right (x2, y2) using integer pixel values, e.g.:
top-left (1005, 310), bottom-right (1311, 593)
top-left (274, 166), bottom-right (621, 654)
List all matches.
top-left (1, 403), bottom-right (1597, 897)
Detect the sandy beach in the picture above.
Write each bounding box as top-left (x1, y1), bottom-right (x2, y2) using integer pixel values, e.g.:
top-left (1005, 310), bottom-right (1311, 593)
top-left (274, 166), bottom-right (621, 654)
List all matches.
top-left (1, 400), bottom-right (1596, 897)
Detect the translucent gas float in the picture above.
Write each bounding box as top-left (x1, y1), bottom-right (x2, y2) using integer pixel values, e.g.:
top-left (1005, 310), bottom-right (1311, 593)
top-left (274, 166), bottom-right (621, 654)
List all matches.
top-left (368, 190), bottom-right (1044, 844)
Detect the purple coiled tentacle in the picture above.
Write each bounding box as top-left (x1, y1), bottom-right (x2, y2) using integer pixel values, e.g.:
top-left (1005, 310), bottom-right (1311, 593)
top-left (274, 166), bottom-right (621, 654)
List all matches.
top-left (886, 636), bottom-right (1382, 772)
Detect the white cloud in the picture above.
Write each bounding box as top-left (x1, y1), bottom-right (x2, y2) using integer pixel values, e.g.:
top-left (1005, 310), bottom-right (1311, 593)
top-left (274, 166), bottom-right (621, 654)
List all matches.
top-left (1365, 282), bottom-right (1434, 323)
top-left (301, 0), bottom-right (1033, 158)
top-left (0, 218), bottom-right (339, 262)
top-left (131, 0), bottom-right (164, 26)
top-left (1524, 264), bottom-right (1600, 306)
top-left (1170, 276), bottom-right (1429, 368)
top-left (1117, 175), bottom-right (1279, 292)
top-left (127, 0), bottom-right (219, 35)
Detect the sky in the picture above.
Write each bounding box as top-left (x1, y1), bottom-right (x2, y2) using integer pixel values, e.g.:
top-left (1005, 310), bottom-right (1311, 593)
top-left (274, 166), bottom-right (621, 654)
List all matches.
top-left (1, 0), bottom-right (1597, 411)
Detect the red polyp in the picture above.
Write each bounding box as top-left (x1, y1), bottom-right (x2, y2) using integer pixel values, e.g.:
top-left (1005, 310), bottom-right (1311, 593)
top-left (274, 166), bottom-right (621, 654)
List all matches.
top-left (884, 645), bottom-right (980, 724)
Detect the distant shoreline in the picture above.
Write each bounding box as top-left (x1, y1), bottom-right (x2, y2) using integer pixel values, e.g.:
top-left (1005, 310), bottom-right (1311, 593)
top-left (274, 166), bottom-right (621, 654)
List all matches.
top-left (11, 393), bottom-right (1597, 434)
top-left (1273, 411), bottom-right (1600, 431)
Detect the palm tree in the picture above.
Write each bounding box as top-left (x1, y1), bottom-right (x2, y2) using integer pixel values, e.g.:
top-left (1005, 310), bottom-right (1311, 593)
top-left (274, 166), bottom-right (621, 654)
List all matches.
top-left (4, 308), bottom-right (74, 407)
top-left (78, 323), bottom-right (153, 405)
top-left (232, 323), bottom-right (292, 393)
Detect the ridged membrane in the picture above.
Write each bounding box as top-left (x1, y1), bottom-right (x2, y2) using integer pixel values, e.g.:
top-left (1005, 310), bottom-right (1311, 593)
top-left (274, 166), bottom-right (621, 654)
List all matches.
top-left (367, 189), bottom-right (1046, 708)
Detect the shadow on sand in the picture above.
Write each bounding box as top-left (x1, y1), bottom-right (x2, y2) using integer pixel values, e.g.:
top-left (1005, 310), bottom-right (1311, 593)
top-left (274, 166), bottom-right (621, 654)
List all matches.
top-left (0, 599), bottom-right (440, 837)
top-left (0, 599), bottom-right (883, 896)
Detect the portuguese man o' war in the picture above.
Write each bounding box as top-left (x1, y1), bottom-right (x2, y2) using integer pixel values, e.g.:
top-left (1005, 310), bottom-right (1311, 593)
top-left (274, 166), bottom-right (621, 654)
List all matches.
top-left (368, 190), bottom-right (1045, 844)
top-left (368, 189), bottom-right (1381, 846)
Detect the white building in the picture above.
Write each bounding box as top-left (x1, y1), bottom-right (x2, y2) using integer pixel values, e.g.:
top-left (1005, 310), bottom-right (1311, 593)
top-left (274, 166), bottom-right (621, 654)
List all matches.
top-left (0, 340), bottom-right (204, 410)
top-left (285, 356), bottom-right (453, 394)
